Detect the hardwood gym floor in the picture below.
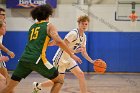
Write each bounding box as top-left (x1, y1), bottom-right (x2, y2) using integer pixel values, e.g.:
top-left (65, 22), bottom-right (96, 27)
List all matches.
top-left (13, 72), bottom-right (140, 93)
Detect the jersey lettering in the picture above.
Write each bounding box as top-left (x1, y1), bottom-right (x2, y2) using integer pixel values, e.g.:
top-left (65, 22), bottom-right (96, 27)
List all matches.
top-left (30, 27), bottom-right (40, 41)
top-left (73, 43), bottom-right (81, 50)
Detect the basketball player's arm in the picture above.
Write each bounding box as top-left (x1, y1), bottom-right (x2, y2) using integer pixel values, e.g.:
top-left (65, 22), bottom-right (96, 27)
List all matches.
top-left (0, 56), bottom-right (9, 62)
top-left (81, 47), bottom-right (94, 63)
top-left (63, 39), bottom-right (78, 53)
top-left (0, 43), bottom-right (15, 58)
top-left (47, 23), bottom-right (82, 63)
top-left (48, 40), bottom-right (56, 46)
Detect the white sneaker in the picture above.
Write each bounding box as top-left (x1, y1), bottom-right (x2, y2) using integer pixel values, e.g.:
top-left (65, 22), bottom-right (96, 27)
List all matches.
top-left (32, 82), bottom-right (41, 93)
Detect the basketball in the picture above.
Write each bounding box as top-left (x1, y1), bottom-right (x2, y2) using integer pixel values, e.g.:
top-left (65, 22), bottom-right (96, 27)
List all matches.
top-left (93, 59), bottom-right (107, 74)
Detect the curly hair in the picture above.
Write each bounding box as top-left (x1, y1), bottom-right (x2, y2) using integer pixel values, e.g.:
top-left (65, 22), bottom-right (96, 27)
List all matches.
top-left (31, 4), bottom-right (53, 21)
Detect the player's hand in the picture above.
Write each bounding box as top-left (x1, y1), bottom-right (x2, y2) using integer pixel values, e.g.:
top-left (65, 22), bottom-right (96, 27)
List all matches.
top-left (70, 54), bottom-right (82, 64)
top-left (92, 59), bottom-right (102, 64)
top-left (90, 60), bottom-right (95, 64)
top-left (7, 51), bottom-right (15, 58)
top-left (48, 40), bottom-right (56, 46)
top-left (0, 56), bottom-right (9, 62)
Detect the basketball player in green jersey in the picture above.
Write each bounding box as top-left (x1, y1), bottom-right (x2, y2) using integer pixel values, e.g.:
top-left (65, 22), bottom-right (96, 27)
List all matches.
top-left (0, 4), bottom-right (81, 93)
top-left (32, 15), bottom-right (96, 93)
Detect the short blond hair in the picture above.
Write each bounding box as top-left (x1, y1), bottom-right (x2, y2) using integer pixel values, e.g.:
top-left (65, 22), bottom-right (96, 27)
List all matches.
top-left (77, 15), bottom-right (90, 23)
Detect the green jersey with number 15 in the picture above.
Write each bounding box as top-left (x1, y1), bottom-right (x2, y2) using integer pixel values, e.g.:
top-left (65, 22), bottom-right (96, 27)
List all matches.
top-left (20, 21), bottom-right (50, 63)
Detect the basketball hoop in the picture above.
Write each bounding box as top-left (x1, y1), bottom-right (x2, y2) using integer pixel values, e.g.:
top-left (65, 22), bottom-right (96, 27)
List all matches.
top-left (129, 12), bottom-right (138, 28)
top-left (129, 12), bottom-right (138, 22)
top-left (129, 2), bottom-right (138, 22)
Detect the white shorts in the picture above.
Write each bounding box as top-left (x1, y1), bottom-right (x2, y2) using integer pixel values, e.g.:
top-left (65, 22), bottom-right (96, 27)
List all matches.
top-left (0, 52), bottom-right (6, 68)
top-left (53, 56), bottom-right (78, 74)
top-left (0, 62), bottom-right (6, 68)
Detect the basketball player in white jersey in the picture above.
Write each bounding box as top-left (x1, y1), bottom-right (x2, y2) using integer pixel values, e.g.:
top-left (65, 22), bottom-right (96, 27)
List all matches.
top-left (0, 19), bottom-right (10, 92)
top-left (0, 8), bottom-right (15, 87)
top-left (0, 20), bottom-right (9, 61)
top-left (32, 15), bottom-right (96, 93)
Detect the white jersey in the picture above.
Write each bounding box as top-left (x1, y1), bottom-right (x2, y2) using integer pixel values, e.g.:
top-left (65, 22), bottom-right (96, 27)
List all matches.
top-left (0, 35), bottom-right (6, 67)
top-left (53, 28), bottom-right (86, 64)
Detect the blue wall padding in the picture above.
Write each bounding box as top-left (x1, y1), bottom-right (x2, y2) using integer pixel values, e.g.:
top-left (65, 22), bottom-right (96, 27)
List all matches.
top-left (2, 31), bottom-right (140, 72)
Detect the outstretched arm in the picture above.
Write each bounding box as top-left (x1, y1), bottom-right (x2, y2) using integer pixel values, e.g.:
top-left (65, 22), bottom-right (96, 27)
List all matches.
top-left (0, 43), bottom-right (15, 58)
top-left (47, 23), bottom-right (81, 63)
top-left (81, 47), bottom-right (94, 63)
top-left (48, 40), bottom-right (56, 46)
top-left (0, 56), bottom-right (9, 62)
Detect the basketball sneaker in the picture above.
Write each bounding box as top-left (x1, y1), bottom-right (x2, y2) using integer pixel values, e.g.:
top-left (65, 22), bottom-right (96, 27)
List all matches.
top-left (32, 82), bottom-right (41, 93)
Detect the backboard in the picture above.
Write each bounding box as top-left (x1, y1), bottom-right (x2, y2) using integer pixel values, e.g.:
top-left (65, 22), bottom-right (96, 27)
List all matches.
top-left (115, 0), bottom-right (140, 21)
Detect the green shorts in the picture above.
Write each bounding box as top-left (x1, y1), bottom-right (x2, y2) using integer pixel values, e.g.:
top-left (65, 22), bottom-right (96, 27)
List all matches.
top-left (12, 59), bottom-right (58, 80)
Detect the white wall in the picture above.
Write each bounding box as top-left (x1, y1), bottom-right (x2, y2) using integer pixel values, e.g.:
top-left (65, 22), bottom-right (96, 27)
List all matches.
top-left (1, 4), bottom-right (140, 32)
top-left (89, 5), bottom-right (140, 32)
top-left (58, 0), bottom-right (116, 4)
top-left (0, 0), bottom-right (117, 4)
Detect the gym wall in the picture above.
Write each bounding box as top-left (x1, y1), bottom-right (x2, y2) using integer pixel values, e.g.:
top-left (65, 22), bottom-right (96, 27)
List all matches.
top-left (1, 4), bottom-right (140, 72)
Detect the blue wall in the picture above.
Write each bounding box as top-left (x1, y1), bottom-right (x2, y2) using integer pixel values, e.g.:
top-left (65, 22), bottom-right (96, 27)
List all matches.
top-left (2, 31), bottom-right (140, 72)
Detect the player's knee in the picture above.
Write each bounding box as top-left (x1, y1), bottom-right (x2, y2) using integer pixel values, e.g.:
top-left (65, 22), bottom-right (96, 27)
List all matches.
top-left (57, 78), bottom-right (64, 84)
top-left (77, 71), bottom-right (85, 79)
top-left (54, 78), bottom-right (64, 85)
